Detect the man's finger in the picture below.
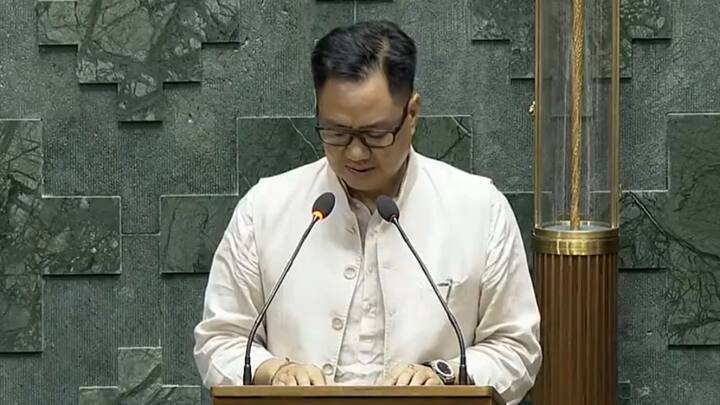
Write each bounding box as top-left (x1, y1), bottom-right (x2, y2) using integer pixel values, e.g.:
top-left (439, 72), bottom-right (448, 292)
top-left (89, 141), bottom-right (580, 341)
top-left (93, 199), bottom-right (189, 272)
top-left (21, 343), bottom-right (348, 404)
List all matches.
top-left (424, 376), bottom-right (443, 386)
top-left (409, 370), bottom-right (430, 386)
top-left (272, 374), bottom-right (286, 386)
top-left (308, 366), bottom-right (326, 386)
top-left (382, 365), bottom-right (404, 385)
top-left (294, 369), bottom-right (311, 386)
top-left (396, 370), bottom-right (414, 386)
top-left (283, 373), bottom-right (298, 386)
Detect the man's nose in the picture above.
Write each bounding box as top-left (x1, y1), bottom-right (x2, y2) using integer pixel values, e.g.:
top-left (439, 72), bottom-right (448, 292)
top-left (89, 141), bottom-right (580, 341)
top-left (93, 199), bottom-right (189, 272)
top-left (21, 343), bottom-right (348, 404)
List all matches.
top-left (345, 135), bottom-right (371, 161)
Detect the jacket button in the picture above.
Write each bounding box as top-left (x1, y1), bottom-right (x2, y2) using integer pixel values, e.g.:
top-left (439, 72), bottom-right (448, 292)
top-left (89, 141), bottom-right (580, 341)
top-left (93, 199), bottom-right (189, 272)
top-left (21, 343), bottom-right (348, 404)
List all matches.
top-left (331, 317), bottom-right (344, 330)
top-left (322, 363), bottom-right (334, 375)
top-left (343, 267), bottom-right (357, 280)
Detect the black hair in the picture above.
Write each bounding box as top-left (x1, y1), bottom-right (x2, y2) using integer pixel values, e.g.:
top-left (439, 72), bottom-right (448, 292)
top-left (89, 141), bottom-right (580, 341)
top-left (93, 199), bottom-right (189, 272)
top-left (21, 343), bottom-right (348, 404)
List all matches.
top-left (311, 20), bottom-right (417, 102)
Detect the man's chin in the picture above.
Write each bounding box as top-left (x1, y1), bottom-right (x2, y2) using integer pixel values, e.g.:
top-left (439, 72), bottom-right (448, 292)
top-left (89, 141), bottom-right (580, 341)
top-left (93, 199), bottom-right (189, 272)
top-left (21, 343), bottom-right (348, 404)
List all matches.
top-left (340, 176), bottom-right (377, 194)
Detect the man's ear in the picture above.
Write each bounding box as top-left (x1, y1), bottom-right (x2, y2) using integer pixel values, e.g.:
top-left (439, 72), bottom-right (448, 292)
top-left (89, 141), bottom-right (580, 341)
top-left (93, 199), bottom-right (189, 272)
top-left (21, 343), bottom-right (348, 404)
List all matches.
top-left (408, 92), bottom-right (422, 137)
top-left (409, 92), bottom-right (422, 119)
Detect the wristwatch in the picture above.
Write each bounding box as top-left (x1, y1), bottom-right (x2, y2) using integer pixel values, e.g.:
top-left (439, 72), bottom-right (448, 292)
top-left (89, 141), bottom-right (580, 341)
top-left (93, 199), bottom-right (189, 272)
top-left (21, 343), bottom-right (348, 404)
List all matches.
top-left (426, 360), bottom-right (455, 385)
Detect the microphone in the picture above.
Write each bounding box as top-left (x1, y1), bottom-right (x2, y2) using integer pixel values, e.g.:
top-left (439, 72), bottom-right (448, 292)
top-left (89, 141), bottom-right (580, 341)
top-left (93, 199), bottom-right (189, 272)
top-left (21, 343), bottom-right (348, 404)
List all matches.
top-left (376, 195), bottom-right (469, 385)
top-left (243, 192), bottom-right (336, 385)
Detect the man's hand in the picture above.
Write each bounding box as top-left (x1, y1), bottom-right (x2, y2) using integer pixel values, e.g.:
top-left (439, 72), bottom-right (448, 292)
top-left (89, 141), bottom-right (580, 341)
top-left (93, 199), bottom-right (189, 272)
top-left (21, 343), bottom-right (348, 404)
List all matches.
top-left (253, 358), bottom-right (326, 386)
top-left (383, 363), bottom-right (443, 386)
top-left (270, 362), bottom-right (326, 386)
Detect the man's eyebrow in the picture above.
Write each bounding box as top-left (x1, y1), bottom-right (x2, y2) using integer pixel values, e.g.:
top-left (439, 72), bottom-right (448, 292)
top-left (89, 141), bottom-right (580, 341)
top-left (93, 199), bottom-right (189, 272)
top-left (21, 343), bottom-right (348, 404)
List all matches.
top-left (322, 119), bottom-right (395, 130)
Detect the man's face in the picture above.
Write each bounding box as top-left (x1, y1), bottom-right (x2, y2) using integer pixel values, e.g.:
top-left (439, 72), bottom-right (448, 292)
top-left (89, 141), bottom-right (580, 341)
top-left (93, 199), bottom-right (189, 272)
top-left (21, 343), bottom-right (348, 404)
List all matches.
top-left (316, 70), bottom-right (420, 197)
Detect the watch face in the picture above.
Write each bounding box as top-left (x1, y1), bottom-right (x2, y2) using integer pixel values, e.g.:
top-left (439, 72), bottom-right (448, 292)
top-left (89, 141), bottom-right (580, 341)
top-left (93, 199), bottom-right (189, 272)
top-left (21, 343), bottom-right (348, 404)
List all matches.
top-left (437, 361), bottom-right (452, 375)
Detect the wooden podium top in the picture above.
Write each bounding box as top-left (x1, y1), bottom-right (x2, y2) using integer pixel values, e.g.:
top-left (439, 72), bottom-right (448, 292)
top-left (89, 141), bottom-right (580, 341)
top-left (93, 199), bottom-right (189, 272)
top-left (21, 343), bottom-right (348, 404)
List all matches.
top-left (212, 386), bottom-right (505, 405)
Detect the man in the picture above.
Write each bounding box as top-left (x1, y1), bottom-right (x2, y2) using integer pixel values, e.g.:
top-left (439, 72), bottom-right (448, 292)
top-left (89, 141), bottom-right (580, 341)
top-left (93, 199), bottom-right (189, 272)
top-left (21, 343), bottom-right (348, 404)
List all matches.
top-left (193, 21), bottom-right (541, 404)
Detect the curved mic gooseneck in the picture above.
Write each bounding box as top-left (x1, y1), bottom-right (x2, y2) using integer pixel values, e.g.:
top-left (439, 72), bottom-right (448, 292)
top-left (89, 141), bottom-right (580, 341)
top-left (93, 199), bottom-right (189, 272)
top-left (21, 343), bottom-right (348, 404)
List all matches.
top-left (376, 195), bottom-right (469, 385)
top-left (243, 192), bottom-right (335, 385)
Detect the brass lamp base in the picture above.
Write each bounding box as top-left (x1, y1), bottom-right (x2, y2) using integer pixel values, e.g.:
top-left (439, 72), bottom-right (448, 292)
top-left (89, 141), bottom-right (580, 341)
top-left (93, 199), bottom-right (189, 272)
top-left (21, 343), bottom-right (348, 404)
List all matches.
top-left (531, 227), bottom-right (618, 405)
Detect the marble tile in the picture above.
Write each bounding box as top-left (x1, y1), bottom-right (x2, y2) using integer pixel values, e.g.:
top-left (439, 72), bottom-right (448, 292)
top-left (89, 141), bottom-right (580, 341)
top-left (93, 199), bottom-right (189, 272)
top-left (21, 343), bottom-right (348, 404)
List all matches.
top-left (664, 114), bottom-right (720, 345)
top-left (0, 119), bottom-right (42, 191)
top-left (40, 197), bottom-right (121, 275)
top-left (413, 116), bottom-right (473, 173)
top-left (0, 121), bottom-right (37, 351)
top-left (118, 347), bottom-right (164, 405)
top-left (0, 275), bottom-right (42, 352)
top-left (619, 191), bottom-right (669, 270)
top-left (1, 119), bottom-right (121, 276)
top-left (155, 385), bottom-right (202, 405)
top-left (470, 0), bottom-right (534, 79)
top-left (160, 196), bottom-right (239, 274)
top-left (37, 0), bottom-right (241, 122)
top-left (79, 386), bottom-right (120, 405)
top-left (618, 114), bottom-right (720, 345)
top-left (36, 1), bottom-right (80, 46)
top-left (2, 194), bottom-right (121, 276)
top-left (237, 117), bottom-right (322, 195)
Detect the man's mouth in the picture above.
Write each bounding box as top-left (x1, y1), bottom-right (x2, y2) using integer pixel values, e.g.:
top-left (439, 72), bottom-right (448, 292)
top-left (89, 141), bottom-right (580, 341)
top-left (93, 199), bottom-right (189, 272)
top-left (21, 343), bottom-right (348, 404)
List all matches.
top-left (347, 166), bottom-right (374, 174)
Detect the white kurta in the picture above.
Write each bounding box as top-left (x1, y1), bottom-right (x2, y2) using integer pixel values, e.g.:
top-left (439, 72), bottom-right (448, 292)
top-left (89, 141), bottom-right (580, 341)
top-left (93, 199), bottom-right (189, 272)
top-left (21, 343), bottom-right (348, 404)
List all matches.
top-left (193, 151), bottom-right (542, 404)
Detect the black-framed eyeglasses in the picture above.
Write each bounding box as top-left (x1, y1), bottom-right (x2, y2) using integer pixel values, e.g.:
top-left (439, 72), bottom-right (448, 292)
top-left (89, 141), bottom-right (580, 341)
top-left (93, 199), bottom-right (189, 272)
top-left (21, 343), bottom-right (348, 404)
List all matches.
top-left (314, 101), bottom-right (410, 149)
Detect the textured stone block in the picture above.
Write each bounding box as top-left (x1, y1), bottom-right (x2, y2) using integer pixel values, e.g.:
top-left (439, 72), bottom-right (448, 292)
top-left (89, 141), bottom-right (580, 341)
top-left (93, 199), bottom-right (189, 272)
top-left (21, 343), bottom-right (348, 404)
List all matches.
top-left (119, 236), bottom-right (162, 347)
top-left (160, 196), bottom-right (239, 274)
top-left (79, 346), bottom-right (201, 405)
top-left (470, 0), bottom-right (673, 78)
top-left (505, 192), bottom-right (533, 270)
top-left (162, 275), bottom-right (207, 387)
top-left (42, 276), bottom-right (121, 403)
top-left (37, 0), bottom-right (241, 122)
top-left (617, 270), bottom-right (668, 404)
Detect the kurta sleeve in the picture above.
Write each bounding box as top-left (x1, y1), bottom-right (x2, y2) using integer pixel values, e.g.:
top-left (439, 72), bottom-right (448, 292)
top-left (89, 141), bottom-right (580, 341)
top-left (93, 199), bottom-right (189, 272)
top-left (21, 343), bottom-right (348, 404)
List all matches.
top-left (451, 187), bottom-right (542, 404)
top-left (193, 185), bottom-right (276, 387)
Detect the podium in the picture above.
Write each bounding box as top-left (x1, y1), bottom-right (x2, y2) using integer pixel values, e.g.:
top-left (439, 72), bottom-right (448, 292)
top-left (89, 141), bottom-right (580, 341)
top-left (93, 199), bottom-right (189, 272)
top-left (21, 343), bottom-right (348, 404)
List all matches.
top-left (212, 386), bottom-right (505, 405)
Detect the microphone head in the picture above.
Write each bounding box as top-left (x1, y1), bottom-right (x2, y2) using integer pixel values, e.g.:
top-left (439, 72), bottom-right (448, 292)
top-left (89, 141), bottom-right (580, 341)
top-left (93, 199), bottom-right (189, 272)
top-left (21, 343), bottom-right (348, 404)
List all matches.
top-left (376, 195), bottom-right (399, 222)
top-left (312, 192), bottom-right (336, 220)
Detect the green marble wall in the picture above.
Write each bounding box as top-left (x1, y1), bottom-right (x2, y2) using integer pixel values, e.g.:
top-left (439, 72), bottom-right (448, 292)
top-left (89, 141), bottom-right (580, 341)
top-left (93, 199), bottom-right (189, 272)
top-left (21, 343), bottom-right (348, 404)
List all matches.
top-left (1, 0), bottom-right (718, 404)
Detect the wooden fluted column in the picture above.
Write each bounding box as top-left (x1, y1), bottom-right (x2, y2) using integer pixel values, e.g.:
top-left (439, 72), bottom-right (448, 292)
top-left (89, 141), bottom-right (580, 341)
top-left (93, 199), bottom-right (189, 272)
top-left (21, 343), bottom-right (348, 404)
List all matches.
top-left (531, 229), bottom-right (618, 405)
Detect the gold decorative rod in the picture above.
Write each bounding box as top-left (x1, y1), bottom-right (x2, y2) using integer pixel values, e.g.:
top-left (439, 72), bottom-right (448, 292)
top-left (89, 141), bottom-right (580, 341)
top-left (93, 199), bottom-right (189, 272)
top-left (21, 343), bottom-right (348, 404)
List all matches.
top-left (569, 0), bottom-right (585, 229)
